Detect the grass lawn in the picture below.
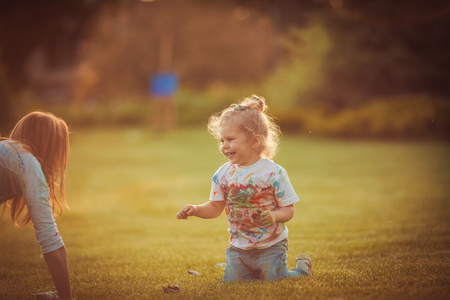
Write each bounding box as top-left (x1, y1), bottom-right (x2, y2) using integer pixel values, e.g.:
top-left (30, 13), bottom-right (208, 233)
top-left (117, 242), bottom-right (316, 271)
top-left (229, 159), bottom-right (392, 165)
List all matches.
top-left (1, 127), bottom-right (449, 299)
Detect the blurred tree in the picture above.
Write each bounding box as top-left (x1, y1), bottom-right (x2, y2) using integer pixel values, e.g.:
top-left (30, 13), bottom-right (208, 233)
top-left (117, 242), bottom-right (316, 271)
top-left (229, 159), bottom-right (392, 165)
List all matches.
top-left (0, 0), bottom-right (111, 130)
top-left (80, 0), bottom-right (281, 99)
top-left (0, 0), bottom-right (449, 129)
top-left (260, 0), bottom-right (450, 108)
top-left (0, 60), bottom-right (13, 135)
top-left (263, 21), bottom-right (331, 108)
top-left (317, 0), bottom-right (450, 107)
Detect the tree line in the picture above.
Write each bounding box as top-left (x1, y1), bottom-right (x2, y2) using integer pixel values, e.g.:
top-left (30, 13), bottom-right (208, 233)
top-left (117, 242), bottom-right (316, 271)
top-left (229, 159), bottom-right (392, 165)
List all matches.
top-left (1, 0), bottom-right (449, 135)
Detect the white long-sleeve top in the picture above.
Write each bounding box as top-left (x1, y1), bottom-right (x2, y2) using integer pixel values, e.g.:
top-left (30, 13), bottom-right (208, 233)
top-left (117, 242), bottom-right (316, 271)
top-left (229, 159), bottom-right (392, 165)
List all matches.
top-left (0, 140), bottom-right (64, 254)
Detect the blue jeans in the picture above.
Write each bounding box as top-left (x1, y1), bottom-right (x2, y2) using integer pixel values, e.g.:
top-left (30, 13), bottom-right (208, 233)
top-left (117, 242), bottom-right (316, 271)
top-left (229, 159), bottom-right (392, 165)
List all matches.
top-left (222, 239), bottom-right (307, 282)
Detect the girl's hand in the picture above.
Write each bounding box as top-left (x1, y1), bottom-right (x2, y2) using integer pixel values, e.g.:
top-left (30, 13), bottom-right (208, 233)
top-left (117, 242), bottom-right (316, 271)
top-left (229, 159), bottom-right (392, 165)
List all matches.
top-left (260, 210), bottom-right (276, 226)
top-left (176, 205), bottom-right (197, 219)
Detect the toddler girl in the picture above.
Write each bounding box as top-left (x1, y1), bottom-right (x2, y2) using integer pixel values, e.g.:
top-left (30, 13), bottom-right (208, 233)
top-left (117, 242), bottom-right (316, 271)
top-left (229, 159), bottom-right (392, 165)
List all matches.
top-left (176, 95), bottom-right (312, 281)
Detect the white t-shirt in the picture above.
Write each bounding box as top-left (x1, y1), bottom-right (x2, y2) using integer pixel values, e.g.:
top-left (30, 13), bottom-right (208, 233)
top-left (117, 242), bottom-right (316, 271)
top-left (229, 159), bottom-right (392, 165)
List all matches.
top-left (210, 158), bottom-right (299, 250)
top-left (0, 141), bottom-right (64, 254)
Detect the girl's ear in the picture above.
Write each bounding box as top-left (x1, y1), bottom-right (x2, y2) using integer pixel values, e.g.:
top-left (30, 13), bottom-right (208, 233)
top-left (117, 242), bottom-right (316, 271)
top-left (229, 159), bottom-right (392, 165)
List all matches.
top-left (251, 135), bottom-right (262, 149)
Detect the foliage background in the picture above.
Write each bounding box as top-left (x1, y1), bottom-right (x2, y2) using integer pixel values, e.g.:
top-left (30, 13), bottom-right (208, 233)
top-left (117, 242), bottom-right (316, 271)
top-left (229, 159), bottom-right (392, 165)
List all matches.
top-left (0, 0), bottom-right (449, 138)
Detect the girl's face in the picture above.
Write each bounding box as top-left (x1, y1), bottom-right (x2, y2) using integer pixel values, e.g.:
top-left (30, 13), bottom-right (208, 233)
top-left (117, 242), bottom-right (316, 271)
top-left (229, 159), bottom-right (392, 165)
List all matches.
top-left (218, 124), bottom-right (261, 166)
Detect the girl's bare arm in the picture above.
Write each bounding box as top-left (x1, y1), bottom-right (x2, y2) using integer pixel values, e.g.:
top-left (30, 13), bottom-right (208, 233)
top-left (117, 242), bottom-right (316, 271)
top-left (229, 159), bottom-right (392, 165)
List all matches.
top-left (176, 201), bottom-right (226, 219)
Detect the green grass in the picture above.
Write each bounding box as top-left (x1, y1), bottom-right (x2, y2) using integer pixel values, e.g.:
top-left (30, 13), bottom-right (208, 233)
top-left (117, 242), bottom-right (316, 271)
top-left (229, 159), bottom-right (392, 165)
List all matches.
top-left (1, 127), bottom-right (450, 299)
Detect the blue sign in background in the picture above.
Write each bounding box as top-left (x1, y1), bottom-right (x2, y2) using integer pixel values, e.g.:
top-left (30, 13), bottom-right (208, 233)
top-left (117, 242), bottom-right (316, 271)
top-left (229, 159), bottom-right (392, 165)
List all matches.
top-left (150, 72), bottom-right (178, 98)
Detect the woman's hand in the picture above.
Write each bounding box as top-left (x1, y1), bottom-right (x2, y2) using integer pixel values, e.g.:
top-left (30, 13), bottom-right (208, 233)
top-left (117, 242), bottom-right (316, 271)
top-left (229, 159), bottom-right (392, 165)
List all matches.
top-left (176, 205), bottom-right (197, 219)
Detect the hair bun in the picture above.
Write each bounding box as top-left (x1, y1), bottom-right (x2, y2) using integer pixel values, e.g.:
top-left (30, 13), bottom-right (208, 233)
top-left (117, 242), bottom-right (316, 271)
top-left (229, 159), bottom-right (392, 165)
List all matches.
top-left (242, 95), bottom-right (266, 113)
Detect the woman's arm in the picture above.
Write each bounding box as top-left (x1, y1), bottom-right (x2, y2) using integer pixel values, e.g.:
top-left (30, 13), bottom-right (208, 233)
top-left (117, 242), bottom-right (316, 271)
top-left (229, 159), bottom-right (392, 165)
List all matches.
top-left (21, 154), bottom-right (72, 298)
top-left (43, 246), bottom-right (72, 299)
top-left (176, 201), bottom-right (226, 219)
top-left (260, 204), bottom-right (295, 226)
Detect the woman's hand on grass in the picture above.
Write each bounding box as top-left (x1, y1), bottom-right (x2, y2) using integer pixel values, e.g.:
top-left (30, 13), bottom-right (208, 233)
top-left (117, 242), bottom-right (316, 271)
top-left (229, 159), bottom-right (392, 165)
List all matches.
top-left (176, 205), bottom-right (197, 219)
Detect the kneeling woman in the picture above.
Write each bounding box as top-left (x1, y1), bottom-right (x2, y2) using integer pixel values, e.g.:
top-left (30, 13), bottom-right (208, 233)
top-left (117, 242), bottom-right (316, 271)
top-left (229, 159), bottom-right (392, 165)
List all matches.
top-left (0, 111), bottom-right (72, 299)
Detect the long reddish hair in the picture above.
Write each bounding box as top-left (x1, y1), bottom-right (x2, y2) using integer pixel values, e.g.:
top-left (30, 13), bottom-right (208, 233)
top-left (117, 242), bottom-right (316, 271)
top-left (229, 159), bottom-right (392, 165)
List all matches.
top-left (3, 111), bottom-right (70, 226)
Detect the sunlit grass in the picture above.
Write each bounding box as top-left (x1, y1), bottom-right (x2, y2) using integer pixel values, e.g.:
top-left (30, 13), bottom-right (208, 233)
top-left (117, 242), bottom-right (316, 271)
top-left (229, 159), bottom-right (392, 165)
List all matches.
top-left (1, 127), bottom-right (449, 299)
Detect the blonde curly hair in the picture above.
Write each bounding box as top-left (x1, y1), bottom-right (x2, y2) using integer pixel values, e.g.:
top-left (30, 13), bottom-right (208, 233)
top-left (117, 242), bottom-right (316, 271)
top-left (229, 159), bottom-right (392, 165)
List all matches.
top-left (208, 95), bottom-right (281, 159)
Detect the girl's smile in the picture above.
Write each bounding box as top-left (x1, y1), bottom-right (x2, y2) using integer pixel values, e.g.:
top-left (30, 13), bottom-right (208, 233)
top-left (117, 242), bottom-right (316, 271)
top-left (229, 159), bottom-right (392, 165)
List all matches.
top-left (219, 124), bottom-right (261, 166)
